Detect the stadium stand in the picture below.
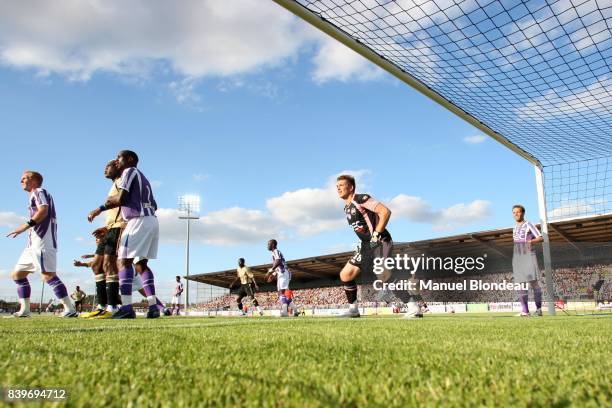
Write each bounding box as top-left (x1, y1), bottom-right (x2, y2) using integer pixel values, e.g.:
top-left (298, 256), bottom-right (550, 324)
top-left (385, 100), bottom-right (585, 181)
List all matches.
top-left (194, 263), bottom-right (611, 311)
top-left (188, 213), bottom-right (612, 310)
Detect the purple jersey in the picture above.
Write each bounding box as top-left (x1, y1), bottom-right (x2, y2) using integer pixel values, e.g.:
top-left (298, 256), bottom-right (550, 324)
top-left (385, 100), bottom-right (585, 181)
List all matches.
top-left (117, 167), bottom-right (158, 220)
top-left (272, 249), bottom-right (289, 274)
top-left (28, 188), bottom-right (57, 249)
top-left (513, 221), bottom-right (541, 243)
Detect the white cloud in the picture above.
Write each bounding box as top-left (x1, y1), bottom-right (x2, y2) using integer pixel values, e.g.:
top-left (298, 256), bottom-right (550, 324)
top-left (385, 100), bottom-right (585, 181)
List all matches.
top-left (269, 173), bottom-right (491, 235)
top-left (463, 134), bottom-right (487, 144)
top-left (0, 0), bottom-right (313, 80)
top-left (168, 78), bottom-right (203, 109)
top-left (266, 169), bottom-right (372, 235)
top-left (0, 0), bottom-right (420, 99)
top-left (436, 200), bottom-right (493, 230)
top-left (311, 37), bottom-right (384, 84)
top-left (151, 180), bottom-right (163, 189)
top-left (217, 78), bottom-right (246, 93)
top-left (267, 187), bottom-right (345, 235)
top-left (2, 0), bottom-right (607, 106)
top-left (154, 169), bottom-right (489, 245)
top-left (307, 0), bottom-right (463, 85)
top-left (217, 77), bottom-right (280, 99)
top-left (547, 199), bottom-right (608, 220)
top-left (0, 212), bottom-right (25, 228)
top-left (157, 169), bottom-right (371, 245)
top-left (388, 195), bottom-right (437, 221)
top-left (157, 207), bottom-right (281, 246)
top-left (389, 195), bottom-right (491, 231)
top-left (516, 75), bottom-right (610, 122)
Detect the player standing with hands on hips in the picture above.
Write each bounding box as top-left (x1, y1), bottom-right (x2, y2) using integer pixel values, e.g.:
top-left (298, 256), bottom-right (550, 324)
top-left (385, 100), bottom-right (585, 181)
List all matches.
top-left (511, 204), bottom-right (544, 317)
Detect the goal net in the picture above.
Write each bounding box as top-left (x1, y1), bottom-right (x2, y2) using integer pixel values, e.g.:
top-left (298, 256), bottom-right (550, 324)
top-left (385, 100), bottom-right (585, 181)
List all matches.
top-left (273, 0), bottom-right (612, 312)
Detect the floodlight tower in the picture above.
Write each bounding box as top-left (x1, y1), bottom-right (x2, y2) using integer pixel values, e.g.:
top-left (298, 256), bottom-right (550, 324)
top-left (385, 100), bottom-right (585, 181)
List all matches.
top-left (178, 195), bottom-right (200, 314)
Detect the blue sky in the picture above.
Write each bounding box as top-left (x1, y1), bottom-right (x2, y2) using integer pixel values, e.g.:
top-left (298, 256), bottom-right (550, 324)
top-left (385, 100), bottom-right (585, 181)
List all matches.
top-left (0, 1), bottom-right (541, 300)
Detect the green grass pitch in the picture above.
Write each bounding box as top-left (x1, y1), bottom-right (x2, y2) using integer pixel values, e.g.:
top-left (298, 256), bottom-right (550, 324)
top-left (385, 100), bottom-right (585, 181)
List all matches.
top-left (1, 314), bottom-right (610, 407)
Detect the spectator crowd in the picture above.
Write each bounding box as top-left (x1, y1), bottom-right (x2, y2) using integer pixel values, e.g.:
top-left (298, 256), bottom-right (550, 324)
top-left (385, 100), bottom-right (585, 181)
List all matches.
top-left (195, 264), bottom-right (612, 311)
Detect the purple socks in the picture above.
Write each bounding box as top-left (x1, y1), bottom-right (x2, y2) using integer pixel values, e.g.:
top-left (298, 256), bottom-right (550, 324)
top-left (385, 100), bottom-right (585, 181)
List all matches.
top-left (118, 266), bottom-right (134, 296)
top-left (118, 266), bottom-right (135, 309)
top-left (47, 276), bottom-right (68, 299)
top-left (519, 289), bottom-right (529, 313)
top-left (534, 287), bottom-right (542, 310)
top-left (14, 278), bottom-right (31, 299)
top-left (140, 269), bottom-right (156, 297)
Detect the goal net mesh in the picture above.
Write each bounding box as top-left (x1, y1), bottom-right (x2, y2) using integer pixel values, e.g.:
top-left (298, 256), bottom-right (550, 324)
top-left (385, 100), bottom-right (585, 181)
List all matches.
top-left (286, 0), bottom-right (611, 219)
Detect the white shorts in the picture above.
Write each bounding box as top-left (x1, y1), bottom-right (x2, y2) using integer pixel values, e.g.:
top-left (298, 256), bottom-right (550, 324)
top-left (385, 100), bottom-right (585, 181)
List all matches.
top-left (172, 295), bottom-right (182, 304)
top-left (132, 273), bottom-right (143, 292)
top-left (277, 271), bottom-right (291, 291)
top-left (14, 246), bottom-right (57, 274)
top-left (512, 250), bottom-right (540, 283)
top-left (119, 216), bottom-right (159, 260)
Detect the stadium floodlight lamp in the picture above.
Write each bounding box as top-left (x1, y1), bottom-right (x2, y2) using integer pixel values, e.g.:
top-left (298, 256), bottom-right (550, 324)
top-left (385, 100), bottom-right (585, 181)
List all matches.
top-left (178, 194), bottom-right (201, 314)
top-left (178, 194), bottom-right (200, 215)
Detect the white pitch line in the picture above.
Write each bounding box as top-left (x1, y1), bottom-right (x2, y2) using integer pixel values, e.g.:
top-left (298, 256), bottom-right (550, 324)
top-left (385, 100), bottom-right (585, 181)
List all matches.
top-left (1, 317), bottom-right (300, 334)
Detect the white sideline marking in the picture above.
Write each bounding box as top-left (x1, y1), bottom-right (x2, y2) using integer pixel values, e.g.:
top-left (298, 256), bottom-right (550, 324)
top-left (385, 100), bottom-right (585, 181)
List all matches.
top-left (2, 317), bottom-right (298, 334)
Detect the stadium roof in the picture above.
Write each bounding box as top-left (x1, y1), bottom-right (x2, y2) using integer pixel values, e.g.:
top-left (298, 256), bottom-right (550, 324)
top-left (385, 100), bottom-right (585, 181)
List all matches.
top-left (187, 212), bottom-right (612, 289)
top-left (272, 0), bottom-right (612, 166)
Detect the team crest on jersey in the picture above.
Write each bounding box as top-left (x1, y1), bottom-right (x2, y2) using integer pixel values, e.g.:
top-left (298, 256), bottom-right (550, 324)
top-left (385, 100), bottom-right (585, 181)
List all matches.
top-left (351, 208), bottom-right (356, 215)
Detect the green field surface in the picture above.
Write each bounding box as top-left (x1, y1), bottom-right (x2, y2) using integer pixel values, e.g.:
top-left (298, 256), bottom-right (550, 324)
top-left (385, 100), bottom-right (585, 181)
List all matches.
top-left (1, 314), bottom-right (610, 407)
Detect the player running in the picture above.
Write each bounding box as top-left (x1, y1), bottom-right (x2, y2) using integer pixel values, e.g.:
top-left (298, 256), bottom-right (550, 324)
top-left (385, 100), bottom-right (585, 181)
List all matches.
top-left (172, 276), bottom-right (183, 316)
top-left (88, 150), bottom-right (160, 319)
top-left (512, 204), bottom-right (544, 317)
top-left (335, 174), bottom-right (421, 318)
top-left (6, 171), bottom-right (77, 317)
top-left (230, 258), bottom-right (263, 316)
top-left (265, 240), bottom-right (299, 317)
top-left (71, 286), bottom-right (86, 313)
